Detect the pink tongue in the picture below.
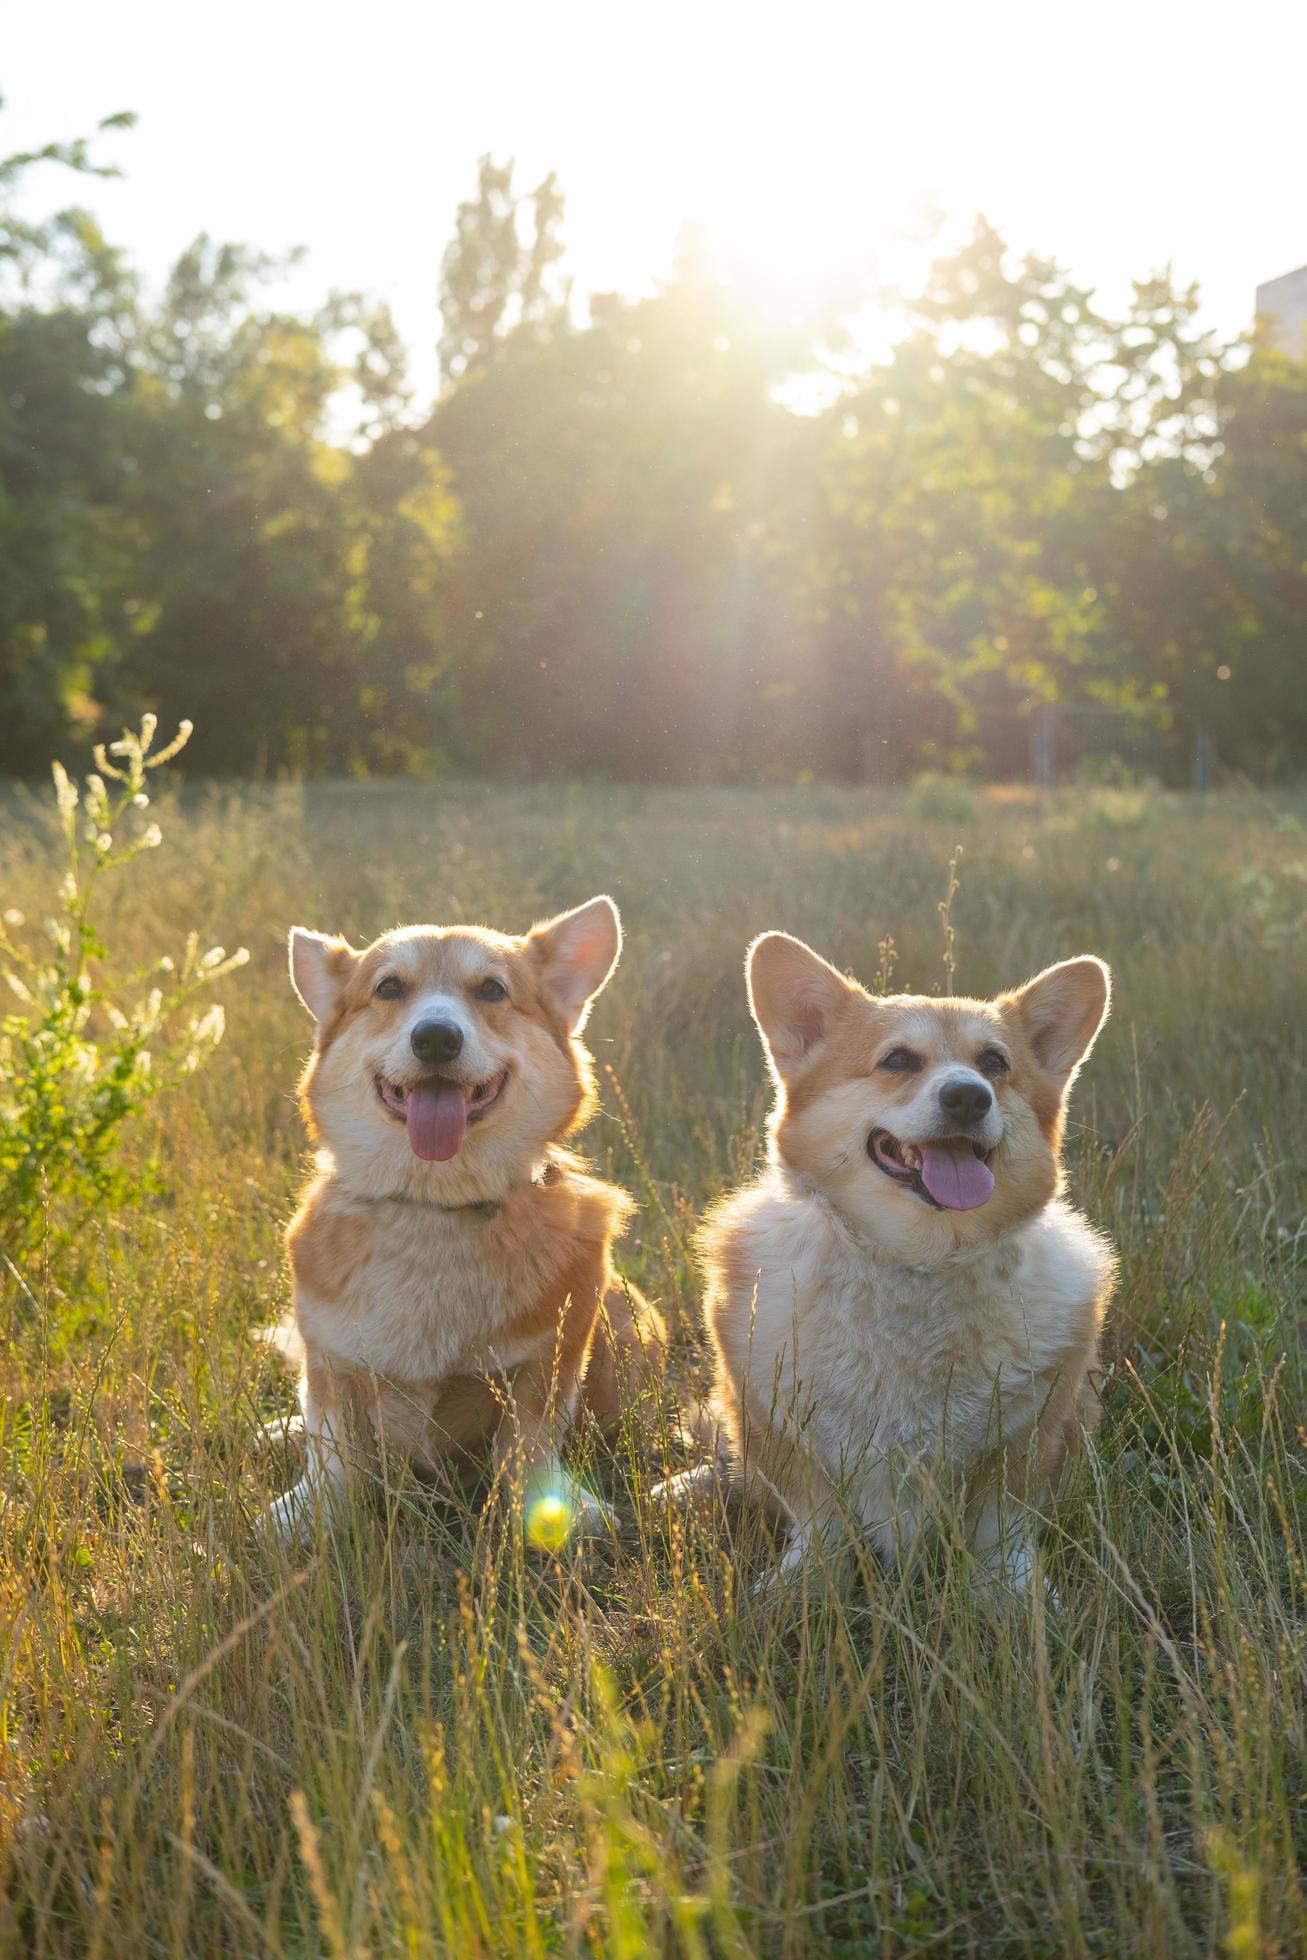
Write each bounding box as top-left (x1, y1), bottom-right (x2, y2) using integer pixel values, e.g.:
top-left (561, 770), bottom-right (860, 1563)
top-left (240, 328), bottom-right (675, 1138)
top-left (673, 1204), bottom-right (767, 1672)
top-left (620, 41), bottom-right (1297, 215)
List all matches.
top-left (406, 1082), bottom-right (468, 1161)
top-left (919, 1141), bottom-right (995, 1211)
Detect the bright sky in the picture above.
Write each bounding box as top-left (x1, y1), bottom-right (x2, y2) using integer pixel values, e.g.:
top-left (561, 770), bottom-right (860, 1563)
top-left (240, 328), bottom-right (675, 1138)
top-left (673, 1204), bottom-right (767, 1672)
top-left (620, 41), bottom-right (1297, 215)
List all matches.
top-left (6, 0), bottom-right (1305, 403)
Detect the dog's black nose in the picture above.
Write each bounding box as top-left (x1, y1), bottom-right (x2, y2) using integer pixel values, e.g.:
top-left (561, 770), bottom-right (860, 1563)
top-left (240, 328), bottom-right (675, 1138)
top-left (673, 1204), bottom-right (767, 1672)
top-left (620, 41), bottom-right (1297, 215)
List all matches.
top-left (410, 1018), bottom-right (464, 1065)
top-left (938, 1074), bottom-right (993, 1125)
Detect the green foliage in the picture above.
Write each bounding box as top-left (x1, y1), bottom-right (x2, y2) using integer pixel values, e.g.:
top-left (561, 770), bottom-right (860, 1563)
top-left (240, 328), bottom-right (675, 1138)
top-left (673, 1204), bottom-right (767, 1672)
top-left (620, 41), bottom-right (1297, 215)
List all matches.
top-left (0, 716), bottom-right (247, 1259)
top-left (104, 239), bottom-right (463, 774)
top-left (3, 111), bottom-right (1306, 782)
top-left (430, 266), bottom-right (791, 776)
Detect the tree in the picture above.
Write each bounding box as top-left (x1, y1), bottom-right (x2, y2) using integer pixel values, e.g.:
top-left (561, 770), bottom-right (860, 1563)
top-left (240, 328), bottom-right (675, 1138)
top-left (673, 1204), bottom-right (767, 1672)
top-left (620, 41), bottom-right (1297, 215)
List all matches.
top-left (1099, 333), bottom-right (1307, 777)
top-left (114, 238), bottom-right (461, 772)
top-left (0, 104), bottom-right (136, 768)
top-left (426, 249), bottom-right (799, 779)
top-left (438, 155), bottom-right (568, 384)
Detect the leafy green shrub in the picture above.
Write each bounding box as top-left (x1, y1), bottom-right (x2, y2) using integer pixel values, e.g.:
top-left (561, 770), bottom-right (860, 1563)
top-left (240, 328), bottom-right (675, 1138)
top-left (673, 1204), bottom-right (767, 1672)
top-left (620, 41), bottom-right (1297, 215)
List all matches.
top-left (0, 716), bottom-right (248, 1261)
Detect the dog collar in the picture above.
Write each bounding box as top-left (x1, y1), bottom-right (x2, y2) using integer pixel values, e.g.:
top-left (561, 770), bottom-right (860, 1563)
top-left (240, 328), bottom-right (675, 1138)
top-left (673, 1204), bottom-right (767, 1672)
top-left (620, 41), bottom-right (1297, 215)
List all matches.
top-left (366, 1159), bottom-right (560, 1217)
top-left (370, 1192), bottom-right (503, 1216)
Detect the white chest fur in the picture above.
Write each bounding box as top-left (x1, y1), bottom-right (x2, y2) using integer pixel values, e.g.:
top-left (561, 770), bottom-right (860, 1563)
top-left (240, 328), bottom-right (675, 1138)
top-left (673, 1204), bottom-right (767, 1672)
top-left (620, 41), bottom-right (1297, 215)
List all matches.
top-left (730, 1181), bottom-right (1112, 1540)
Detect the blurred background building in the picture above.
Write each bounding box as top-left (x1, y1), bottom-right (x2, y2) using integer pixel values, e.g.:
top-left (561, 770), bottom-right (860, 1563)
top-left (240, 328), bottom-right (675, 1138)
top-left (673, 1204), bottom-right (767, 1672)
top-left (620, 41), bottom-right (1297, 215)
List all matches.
top-left (1257, 265), bottom-right (1307, 354)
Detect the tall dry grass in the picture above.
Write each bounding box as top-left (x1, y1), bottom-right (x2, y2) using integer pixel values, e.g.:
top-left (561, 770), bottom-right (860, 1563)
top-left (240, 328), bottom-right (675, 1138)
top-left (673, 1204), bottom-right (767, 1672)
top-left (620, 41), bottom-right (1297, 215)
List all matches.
top-left (2, 777), bottom-right (1304, 1956)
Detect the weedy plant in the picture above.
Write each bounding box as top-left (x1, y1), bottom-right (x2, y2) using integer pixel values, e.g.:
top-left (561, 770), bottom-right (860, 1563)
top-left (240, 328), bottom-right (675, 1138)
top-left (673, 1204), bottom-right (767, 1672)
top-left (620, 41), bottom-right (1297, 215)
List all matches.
top-left (0, 715), bottom-right (248, 1263)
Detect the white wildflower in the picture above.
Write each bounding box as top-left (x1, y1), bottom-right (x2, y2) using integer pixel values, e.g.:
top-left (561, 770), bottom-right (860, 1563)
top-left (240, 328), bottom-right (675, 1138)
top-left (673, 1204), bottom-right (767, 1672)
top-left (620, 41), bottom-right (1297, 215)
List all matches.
top-left (51, 759), bottom-right (76, 809)
top-left (149, 720), bottom-right (193, 767)
top-left (69, 1042), bottom-right (97, 1082)
top-left (3, 909), bottom-right (23, 928)
top-left (191, 1003), bottom-right (227, 1046)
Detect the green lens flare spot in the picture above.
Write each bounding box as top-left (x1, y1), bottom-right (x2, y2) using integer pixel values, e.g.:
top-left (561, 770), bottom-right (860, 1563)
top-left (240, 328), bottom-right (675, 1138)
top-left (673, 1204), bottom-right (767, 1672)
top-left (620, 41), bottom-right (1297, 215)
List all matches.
top-left (525, 1491), bottom-right (573, 1551)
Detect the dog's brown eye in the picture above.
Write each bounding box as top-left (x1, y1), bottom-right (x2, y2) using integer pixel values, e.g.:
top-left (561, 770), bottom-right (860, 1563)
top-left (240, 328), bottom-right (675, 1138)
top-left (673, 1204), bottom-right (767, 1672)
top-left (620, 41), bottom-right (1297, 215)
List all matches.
top-left (977, 1047), bottom-right (1009, 1076)
top-left (475, 976), bottom-right (508, 1003)
top-left (374, 975), bottom-right (405, 1000)
top-left (878, 1047), bottom-right (921, 1073)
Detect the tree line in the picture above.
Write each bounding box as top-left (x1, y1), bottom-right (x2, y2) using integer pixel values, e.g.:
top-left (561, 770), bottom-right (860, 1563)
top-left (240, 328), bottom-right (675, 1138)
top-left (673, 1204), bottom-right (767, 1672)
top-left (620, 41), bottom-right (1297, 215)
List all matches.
top-left (3, 119), bottom-right (1304, 783)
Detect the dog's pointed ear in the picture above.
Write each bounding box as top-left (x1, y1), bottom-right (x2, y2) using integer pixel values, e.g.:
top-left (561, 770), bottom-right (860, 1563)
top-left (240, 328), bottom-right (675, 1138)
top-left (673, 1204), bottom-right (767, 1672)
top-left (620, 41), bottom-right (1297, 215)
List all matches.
top-left (1004, 956), bottom-right (1111, 1088)
top-left (289, 927), bottom-right (359, 1022)
top-left (747, 932), bottom-right (854, 1082)
top-left (528, 895), bottom-right (622, 1034)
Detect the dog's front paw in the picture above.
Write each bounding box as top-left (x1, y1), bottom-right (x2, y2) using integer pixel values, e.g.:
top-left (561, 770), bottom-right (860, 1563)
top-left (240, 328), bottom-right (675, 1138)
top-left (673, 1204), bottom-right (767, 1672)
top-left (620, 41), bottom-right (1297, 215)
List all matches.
top-left (647, 1462), bottom-right (724, 1512)
top-left (255, 1411), bottom-right (306, 1456)
top-left (569, 1488), bottom-right (618, 1538)
top-left (750, 1524), bottom-right (814, 1600)
top-left (975, 1532), bottom-right (1040, 1605)
top-left (260, 1478), bottom-right (316, 1551)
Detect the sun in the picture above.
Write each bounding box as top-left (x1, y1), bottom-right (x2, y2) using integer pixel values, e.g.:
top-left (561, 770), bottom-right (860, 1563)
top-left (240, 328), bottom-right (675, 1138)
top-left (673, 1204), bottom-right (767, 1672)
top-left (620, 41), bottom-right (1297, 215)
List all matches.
top-left (695, 160), bottom-right (883, 309)
top-left (659, 125), bottom-right (940, 358)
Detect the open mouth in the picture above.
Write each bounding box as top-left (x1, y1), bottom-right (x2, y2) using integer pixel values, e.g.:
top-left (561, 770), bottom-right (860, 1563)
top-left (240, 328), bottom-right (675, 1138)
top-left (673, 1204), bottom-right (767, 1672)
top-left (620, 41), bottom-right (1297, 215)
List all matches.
top-left (868, 1127), bottom-right (996, 1212)
top-left (376, 1070), bottom-right (506, 1162)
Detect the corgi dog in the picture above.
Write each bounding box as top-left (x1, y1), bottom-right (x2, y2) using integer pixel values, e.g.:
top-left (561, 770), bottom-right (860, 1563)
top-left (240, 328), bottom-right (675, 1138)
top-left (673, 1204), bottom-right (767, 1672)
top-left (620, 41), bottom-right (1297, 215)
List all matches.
top-left (692, 934), bottom-right (1115, 1592)
top-left (264, 896), bottom-right (665, 1545)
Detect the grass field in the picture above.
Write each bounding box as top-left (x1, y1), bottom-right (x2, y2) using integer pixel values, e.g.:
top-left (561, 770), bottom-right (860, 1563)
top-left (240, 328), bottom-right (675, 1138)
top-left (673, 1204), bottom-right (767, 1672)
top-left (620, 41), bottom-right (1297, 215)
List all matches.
top-left (2, 776), bottom-right (1305, 1957)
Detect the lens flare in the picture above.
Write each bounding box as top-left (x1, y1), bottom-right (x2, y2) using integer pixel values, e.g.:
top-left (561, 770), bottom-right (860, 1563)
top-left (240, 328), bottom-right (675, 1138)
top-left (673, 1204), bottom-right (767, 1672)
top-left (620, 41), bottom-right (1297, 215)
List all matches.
top-left (524, 1488), bottom-right (573, 1552)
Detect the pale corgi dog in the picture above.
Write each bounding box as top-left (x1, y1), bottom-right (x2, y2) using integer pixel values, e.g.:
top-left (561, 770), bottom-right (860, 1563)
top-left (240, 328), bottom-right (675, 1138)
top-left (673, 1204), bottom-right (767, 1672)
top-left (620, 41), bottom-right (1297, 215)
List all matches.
top-left (264, 896), bottom-right (665, 1545)
top-left (694, 934), bottom-right (1115, 1592)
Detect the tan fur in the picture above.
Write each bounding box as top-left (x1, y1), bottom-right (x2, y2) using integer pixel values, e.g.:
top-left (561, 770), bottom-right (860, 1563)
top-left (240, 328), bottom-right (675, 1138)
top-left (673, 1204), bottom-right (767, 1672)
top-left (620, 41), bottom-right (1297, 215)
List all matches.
top-left (698, 936), bottom-right (1116, 1591)
top-left (264, 898), bottom-right (665, 1544)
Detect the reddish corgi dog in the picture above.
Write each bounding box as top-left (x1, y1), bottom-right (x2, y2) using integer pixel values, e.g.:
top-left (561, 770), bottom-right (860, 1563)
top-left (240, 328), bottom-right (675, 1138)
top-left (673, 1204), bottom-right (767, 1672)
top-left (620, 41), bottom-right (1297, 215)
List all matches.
top-left (692, 934), bottom-right (1115, 1592)
top-left (264, 896), bottom-right (665, 1545)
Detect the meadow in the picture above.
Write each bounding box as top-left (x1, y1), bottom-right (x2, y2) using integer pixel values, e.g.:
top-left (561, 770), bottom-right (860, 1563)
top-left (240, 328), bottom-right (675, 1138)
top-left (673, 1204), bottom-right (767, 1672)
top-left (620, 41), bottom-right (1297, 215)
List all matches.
top-left (2, 775), bottom-right (1305, 1957)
